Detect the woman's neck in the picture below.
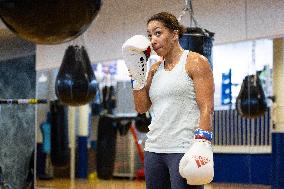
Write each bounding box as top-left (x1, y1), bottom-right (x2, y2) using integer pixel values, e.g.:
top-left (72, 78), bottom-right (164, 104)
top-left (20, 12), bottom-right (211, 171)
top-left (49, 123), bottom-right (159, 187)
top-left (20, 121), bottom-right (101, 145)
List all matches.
top-left (163, 44), bottom-right (184, 65)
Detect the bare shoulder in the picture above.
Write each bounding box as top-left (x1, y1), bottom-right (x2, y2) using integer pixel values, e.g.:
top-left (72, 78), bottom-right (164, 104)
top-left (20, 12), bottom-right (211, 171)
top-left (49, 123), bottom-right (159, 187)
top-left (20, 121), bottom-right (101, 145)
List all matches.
top-left (186, 51), bottom-right (212, 77)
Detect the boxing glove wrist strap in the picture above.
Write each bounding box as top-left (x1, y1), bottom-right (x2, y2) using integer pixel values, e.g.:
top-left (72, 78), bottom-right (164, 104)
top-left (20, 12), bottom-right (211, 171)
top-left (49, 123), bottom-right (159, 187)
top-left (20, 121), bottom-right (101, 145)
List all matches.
top-left (194, 128), bottom-right (213, 141)
top-left (131, 79), bottom-right (145, 90)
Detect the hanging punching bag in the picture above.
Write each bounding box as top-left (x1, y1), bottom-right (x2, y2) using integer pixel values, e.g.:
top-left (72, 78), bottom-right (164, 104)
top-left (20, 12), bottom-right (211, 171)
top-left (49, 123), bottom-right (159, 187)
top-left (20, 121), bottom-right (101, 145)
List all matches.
top-left (179, 27), bottom-right (214, 69)
top-left (0, 0), bottom-right (101, 44)
top-left (96, 116), bottom-right (117, 179)
top-left (50, 100), bottom-right (69, 167)
top-left (236, 74), bottom-right (267, 118)
top-left (55, 45), bottom-right (97, 106)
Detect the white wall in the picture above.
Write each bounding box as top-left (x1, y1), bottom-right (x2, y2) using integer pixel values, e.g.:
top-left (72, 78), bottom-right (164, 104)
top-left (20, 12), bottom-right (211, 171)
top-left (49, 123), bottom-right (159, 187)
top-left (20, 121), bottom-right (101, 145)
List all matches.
top-left (0, 0), bottom-right (284, 70)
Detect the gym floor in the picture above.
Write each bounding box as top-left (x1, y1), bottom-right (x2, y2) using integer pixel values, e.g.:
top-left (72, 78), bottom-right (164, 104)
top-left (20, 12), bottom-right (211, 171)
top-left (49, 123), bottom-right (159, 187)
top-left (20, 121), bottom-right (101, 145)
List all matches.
top-left (36, 179), bottom-right (271, 189)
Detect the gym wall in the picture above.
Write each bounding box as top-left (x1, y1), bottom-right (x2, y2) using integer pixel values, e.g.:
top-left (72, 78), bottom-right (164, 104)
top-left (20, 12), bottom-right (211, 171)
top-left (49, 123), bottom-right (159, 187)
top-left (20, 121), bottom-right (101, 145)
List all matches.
top-left (32, 0), bottom-right (284, 71)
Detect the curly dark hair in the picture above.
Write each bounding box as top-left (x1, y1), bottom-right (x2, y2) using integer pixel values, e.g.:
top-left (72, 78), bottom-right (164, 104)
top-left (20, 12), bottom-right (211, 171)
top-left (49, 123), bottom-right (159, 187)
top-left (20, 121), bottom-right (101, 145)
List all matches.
top-left (147, 12), bottom-right (185, 39)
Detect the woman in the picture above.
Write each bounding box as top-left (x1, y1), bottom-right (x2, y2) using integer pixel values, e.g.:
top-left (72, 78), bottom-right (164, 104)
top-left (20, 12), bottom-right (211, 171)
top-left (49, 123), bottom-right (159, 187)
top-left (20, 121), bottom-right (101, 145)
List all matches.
top-left (123, 12), bottom-right (214, 189)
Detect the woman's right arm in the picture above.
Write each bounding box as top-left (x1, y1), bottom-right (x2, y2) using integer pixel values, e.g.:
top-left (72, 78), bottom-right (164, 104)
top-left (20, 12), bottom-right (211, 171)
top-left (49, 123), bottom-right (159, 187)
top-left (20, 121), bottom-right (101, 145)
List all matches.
top-left (132, 61), bottom-right (161, 113)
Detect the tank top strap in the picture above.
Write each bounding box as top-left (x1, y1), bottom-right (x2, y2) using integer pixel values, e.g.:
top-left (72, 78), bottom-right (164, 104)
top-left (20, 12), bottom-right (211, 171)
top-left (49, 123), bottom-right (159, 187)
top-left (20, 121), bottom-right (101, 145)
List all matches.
top-left (179, 50), bottom-right (189, 66)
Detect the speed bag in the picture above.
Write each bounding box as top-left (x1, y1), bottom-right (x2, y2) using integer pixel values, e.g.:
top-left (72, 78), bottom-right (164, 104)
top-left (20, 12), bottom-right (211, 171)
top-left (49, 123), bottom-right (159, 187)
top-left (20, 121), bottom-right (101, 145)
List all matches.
top-left (236, 74), bottom-right (267, 118)
top-left (0, 0), bottom-right (102, 44)
top-left (55, 45), bottom-right (97, 106)
top-left (179, 27), bottom-right (214, 69)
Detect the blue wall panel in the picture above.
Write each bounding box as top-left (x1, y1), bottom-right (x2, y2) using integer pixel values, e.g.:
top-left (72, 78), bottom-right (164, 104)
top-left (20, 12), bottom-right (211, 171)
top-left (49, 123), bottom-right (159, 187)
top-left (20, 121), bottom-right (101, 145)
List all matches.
top-left (214, 153), bottom-right (271, 185)
top-left (272, 133), bottom-right (284, 188)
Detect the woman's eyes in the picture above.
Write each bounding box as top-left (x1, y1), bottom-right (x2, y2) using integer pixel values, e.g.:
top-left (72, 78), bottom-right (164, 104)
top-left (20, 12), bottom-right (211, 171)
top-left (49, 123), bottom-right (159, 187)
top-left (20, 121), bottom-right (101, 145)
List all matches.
top-left (154, 31), bottom-right (161, 36)
top-left (148, 31), bottom-right (161, 39)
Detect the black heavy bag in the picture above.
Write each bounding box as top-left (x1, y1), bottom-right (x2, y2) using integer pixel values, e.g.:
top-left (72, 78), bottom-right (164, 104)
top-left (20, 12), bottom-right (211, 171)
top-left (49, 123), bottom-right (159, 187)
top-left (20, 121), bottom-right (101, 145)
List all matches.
top-left (135, 113), bottom-right (151, 133)
top-left (0, 0), bottom-right (101, 44)
top-left (179, 27), bottom-right (214, 69)
top-left (24, 151), bottom-right (34, 189)
top-left (50, 100), bottom-right (69, 167)
top-left (96, 116), bottom-right (117, 179)
top-left (236, 74), bottom-right (267, 118)
top-left (55, 45), bottom-right (97, 106)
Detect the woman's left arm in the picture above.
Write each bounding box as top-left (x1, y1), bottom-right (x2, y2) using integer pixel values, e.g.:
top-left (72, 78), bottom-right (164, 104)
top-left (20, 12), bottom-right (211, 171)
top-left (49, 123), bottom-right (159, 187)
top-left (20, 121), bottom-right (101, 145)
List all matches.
top-left (187, 53), bottom-right (214, 132)
top-left (180, 54), bottom-right (215, 185)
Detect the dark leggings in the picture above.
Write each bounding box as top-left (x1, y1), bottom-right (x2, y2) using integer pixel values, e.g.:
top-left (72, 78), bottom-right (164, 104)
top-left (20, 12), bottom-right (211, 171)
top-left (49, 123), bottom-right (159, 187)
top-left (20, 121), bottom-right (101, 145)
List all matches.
top-left (144, 151), bottom-right (204, 189)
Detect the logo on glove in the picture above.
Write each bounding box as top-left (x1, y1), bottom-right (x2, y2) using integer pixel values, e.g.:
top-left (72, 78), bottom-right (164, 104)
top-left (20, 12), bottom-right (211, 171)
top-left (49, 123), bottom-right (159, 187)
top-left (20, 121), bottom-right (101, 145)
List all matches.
top-left (193, 155), bottom-right (210, 168)
top-left (143, 47), bottom-right (151, 61)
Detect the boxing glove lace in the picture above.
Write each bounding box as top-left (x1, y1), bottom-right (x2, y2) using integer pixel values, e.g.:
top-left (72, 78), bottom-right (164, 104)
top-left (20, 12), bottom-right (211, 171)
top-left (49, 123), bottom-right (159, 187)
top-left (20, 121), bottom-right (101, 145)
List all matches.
top-left (122, 35), bottom-right (151, 90)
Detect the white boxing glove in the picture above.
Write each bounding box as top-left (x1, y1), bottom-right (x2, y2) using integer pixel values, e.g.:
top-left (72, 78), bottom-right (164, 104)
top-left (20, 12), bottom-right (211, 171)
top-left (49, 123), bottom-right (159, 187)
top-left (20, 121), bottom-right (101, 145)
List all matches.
top-left (179, 139), bottom-right (214, 185)
top-left (122, 35), bottom-right (151, 90)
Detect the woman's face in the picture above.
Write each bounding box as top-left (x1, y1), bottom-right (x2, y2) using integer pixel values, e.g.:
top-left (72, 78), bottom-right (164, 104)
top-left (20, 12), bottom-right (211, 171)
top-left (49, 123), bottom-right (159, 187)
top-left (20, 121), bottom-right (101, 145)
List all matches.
top-left (147, 20), bottom-right (177, 57)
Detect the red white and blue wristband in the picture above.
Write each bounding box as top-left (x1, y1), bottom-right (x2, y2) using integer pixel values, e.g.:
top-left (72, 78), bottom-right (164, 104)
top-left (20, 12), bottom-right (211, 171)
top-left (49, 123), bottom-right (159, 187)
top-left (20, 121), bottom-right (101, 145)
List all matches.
top-left (194, 128), bottom-right (213, 141)
top-left (130, 79), bottom-right (144, 90)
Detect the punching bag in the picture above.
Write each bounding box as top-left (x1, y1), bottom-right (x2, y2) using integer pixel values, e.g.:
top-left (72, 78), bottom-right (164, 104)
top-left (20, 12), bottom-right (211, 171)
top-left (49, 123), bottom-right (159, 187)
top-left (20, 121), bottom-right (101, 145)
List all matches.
top-left (55, 45), bottom-right (97, 106)
top-left (179, 27), bottom-right (214, 69)
top-left (50, 100), bottom-right (69, 167)
top-left (236, 74), bottom-right (267, 118)
top-left (96, 116), bottom-right (117, 179)
top-left (0, 0), bottom-right (102, 44)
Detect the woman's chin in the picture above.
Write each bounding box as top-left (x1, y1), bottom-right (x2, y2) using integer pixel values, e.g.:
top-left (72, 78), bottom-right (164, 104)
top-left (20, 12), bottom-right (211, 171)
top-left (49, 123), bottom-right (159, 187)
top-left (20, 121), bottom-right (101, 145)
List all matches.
top-left (154, 49), bottom-right (164, 57)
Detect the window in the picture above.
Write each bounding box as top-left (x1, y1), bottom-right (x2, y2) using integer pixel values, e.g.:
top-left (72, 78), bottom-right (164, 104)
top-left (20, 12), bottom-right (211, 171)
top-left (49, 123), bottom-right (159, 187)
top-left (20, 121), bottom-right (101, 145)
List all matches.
top-left (213, 39), bottom-right (273, 110)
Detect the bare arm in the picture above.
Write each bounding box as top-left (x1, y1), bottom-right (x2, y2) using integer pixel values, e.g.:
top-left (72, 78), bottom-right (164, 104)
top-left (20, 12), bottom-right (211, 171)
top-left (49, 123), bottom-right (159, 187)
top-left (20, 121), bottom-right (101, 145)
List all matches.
top-left (187, 53), bottom-right (214, 131)
top-left (132, 61), bottom-right (161, 113)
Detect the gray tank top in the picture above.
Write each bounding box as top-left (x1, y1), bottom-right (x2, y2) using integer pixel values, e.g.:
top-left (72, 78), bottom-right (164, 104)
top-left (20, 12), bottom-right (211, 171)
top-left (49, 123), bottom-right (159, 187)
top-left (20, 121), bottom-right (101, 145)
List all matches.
top-left (145, 50), bottom-right (200, 153)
